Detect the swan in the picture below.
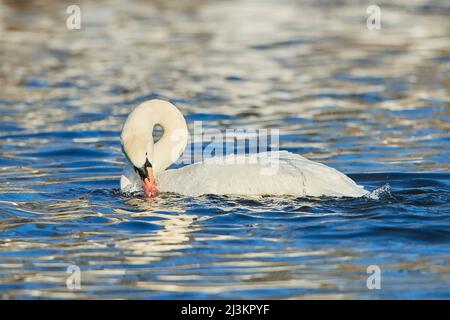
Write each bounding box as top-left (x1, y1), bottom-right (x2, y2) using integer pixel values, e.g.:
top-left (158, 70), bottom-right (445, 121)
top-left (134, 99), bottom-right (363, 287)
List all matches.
top-left (120, 99), bottom-right (368, 198)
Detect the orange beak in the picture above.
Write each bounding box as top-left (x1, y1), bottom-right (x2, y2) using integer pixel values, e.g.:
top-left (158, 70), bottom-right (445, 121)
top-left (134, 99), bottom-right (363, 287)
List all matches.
top-left (140, 167), bottom-right (158, 198)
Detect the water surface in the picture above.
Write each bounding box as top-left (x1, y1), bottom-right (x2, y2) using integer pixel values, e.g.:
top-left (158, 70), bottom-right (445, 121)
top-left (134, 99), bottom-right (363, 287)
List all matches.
top-left (0, 0), bottom-right (449, 299)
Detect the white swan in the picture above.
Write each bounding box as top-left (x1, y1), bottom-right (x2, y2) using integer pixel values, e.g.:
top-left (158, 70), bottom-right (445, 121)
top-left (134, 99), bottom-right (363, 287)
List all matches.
top-left (120, 100), bottom-right (367, 198)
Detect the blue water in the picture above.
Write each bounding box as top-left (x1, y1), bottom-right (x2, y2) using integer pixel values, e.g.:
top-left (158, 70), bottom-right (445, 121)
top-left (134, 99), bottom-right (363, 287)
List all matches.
top-left (0, 0), bottom-right (449, 299)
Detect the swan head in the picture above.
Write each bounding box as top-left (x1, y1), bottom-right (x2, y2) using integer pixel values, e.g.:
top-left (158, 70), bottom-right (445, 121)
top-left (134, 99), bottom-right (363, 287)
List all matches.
top-left (121, 136), bottom-right (153, 179)
top-left (121, 107), bottom-right (158, 197)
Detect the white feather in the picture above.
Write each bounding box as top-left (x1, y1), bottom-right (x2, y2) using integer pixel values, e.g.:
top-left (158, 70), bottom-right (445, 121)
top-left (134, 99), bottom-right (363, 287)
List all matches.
top-left (120, 100), bottom-right (367, 198)
top-left (121, 151), bottom-right (367, 197)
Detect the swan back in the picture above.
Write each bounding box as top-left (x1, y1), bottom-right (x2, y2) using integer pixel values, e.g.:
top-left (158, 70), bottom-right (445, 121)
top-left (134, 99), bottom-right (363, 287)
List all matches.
top-left (156, 151), bottom-right (367, 197)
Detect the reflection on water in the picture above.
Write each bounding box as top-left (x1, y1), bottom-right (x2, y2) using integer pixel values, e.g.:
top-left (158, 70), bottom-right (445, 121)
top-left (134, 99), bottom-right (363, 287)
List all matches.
top-left (0, 0), bottom-right (449, 299)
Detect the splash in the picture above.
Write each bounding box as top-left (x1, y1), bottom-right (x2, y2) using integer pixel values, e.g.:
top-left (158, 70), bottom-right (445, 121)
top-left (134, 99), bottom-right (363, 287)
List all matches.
top-left (365, 183), bottom-right (392, 200)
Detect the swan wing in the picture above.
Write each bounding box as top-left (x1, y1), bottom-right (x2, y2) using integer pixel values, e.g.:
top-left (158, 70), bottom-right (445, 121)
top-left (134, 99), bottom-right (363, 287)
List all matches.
top-left (156, 151), bottom-right (367, 197)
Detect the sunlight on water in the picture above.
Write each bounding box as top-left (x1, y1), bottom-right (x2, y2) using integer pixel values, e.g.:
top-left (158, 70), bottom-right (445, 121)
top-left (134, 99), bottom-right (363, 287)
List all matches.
top-left (0, 0), bottom-right (449, 299)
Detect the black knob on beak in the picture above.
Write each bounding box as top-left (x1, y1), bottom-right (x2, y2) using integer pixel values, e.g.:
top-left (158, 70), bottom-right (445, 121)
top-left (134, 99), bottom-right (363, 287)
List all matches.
top-left (134, 158), bottom-right (152, 180)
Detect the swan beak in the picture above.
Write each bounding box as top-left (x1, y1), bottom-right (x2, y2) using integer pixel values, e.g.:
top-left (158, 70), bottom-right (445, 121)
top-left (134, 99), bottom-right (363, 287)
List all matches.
top-left (140, 167), bottom-right (158, 198)
top-left (133, 159), bottom-right (158, 198)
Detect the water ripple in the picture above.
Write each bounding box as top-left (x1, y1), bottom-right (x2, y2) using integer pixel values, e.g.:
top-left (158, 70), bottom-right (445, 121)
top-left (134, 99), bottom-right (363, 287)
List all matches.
top-left (0, 0), bottom-right (449, 299)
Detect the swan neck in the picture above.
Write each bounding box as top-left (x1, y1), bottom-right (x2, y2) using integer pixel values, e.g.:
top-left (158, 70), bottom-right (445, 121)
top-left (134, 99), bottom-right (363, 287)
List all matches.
top-left (151, 102), bottom-right (188, 175)
top-left (121, 100), bottom-right (188, 174)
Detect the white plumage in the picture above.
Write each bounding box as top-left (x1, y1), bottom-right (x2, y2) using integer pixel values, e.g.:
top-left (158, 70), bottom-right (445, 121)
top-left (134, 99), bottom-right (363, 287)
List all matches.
top-left (120, 150), bottom-right (367, 197)
top-left (120, 100), bottom-right (367, 198)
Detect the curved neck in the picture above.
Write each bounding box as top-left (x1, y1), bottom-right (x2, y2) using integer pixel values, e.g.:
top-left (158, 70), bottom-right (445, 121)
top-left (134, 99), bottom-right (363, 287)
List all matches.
top-left (123, 100), bottom-right (188, 175)
top-left (151, 102), bottom-right (188, 174)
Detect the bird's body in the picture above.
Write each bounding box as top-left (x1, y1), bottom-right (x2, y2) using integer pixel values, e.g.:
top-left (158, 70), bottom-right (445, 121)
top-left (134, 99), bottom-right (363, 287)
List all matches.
top-left (120, 100), bottom-right (367, 198)
top-left (121, 151), bottom-right (367, 198)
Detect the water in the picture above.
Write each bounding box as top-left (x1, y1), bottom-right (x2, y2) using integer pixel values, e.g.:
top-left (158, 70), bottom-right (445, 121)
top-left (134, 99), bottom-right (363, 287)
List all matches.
top-left (0, 0), bottom-right (449, 299)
